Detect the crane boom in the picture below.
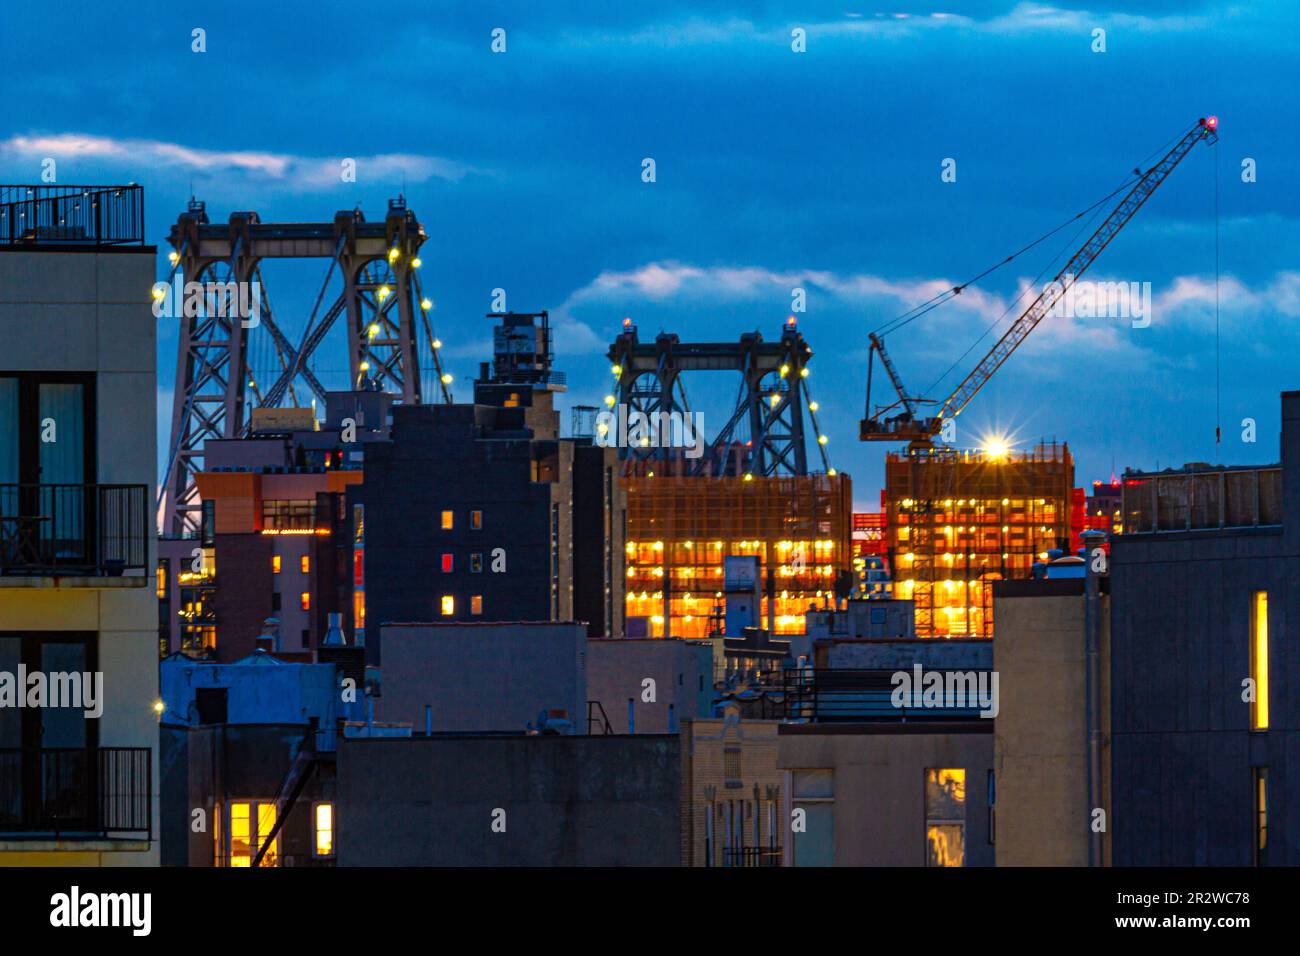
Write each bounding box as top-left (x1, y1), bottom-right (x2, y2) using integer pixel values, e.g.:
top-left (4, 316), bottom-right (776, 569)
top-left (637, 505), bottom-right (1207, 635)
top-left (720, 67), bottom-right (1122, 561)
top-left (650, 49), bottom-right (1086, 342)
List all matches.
top-left (860, 115), bottom-right (1218, 445)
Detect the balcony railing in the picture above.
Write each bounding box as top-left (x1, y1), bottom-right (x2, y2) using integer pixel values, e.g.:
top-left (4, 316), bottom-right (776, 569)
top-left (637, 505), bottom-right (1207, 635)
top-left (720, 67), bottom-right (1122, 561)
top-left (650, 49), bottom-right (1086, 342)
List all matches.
top-left (783, 668), bottom-right (988, 722)
top-left (0, 747), bottom-right (152, 837)
top-left (722, 846), bottom-right (783, 867)
top-left (0, 184), bottom-right (145, 246)
top-left (0, 484), bottom-right (149, 576)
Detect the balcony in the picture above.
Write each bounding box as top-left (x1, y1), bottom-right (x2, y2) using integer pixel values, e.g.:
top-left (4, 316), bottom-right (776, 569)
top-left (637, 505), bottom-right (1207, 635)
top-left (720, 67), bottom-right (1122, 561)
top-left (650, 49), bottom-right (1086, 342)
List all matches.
top-left (0, 484), bottom-right (149, 582)
top-left (0, 747), bottom-right (152, 839)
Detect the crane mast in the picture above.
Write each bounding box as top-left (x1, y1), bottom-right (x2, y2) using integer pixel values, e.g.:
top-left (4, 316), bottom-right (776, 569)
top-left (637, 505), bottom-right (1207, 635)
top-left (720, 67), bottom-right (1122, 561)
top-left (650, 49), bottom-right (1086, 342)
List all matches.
top-left (861, 116), bottom-right (1218, 446)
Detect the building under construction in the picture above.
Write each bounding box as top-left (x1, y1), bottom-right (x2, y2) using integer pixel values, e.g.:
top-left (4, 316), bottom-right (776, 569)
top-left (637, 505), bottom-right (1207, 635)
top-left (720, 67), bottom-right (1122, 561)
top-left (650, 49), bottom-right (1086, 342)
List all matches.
top-left (885, 442), bottom-right (1074, 638)
top-left (609, 319), bottom-right (851, 640)
top-left (625, 473), bottom-right (852, 638)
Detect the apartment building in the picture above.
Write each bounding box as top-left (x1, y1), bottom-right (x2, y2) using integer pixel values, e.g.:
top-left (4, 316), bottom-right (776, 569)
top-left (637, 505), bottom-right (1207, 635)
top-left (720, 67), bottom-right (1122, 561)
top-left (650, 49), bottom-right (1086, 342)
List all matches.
top-left (0, 185), bottom-right (157, 864)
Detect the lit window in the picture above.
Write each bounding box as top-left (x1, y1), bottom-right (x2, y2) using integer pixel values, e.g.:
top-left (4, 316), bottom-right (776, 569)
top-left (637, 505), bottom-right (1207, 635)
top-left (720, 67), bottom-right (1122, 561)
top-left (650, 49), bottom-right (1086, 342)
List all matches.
top-left (471, 510), bottom-right (483, 530)
top-left (272, 555), bottom-right (281, 574)
top-left (441, 510), bottom-right (454, 530)
top-left (470, 553), bottom-right (483, 573)
top-left (440, 595), bottom-right (455, 616)
top-left (314, 803), bottom-right (334, 858)
top-left (1251, 592), bottom-right (1269, 730)
top-left (442, 553), bottom-right (454, 573)
top-left (156, 559), bottom-right (168, 599)
top-left (471, 595), bottom-right (482, 615)
top-left (228, 801), bottom-right (278, 867)
top-left (925, 769), bottom-right (966, 867)
top-left (301, 555), bottom-right (310, 574)
top-left (300, 592), bottom-right (310, 612)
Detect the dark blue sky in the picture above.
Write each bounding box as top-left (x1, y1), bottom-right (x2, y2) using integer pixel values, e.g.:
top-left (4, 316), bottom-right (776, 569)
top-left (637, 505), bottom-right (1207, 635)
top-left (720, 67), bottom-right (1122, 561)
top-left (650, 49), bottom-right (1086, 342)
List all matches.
top-left (3, 1), bottom-right (1296, 508)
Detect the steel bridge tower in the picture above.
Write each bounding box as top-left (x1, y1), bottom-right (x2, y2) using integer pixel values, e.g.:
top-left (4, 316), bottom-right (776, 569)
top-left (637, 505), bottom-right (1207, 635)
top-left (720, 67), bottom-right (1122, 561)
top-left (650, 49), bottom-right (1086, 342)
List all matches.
top-left (606, 318), bottom-right (831, 477)
top-left (160, 196), bottom-right (448, 534)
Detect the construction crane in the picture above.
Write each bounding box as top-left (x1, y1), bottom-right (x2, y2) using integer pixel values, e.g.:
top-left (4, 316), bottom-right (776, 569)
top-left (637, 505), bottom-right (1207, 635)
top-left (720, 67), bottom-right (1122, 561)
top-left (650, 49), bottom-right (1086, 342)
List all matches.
top-left (861, 115), bottom-right (1219, 447)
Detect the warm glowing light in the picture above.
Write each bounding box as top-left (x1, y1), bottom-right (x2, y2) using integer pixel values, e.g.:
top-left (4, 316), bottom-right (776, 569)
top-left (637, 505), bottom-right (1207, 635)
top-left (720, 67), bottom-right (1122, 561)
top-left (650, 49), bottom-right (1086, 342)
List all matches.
top-left (828, 468), bottom-right (837, 476)
top-left (809, 401), bottom-right (819, 412)
top-left (800, 367), bottom-right (809, 378)
top-left (441, 373), bottom-right (454, 384)
top-left (818, 435), bottom-right (828, 445)
top-left (152, 699), bottom-right (165, 716)
top-left (604, 394), bottom-right (616, 407)
top-left (368, 323), bottom-right (380, 338)
top-left (167, 251), bottom-right (179, 265)
top-left (412, 257), bottom-right (422, 268)
top-left (983, 436), bottom-right (1010, 461)
top-left (743, 473), bottom-right (754, 481)
top-left (1252, 591), bottom-right (1269, 730)
top-left (432, 338), bottom-right (442, 349)
top-left (388, 247), bottom-right (400, 261)
top-left (377, 285), bottom-right (391, 301)
top-left (779, 364), bottom-right (790, 378)
top-left (421, 298), bottom-right (433, 310)
top-left (359, 361), bottom-right (370, 372)
top-left (611, 364), bottom-right (622, 376)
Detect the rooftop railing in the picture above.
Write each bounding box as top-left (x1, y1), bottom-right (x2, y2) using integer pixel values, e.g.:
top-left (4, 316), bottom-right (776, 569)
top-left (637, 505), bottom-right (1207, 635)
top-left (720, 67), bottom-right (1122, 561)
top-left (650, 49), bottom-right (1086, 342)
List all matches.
top-left (0, 184), bottom-right (145, 247)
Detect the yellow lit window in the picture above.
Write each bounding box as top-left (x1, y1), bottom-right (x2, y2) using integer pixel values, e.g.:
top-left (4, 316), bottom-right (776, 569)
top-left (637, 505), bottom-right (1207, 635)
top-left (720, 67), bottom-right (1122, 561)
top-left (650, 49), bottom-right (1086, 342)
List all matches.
top-left (471, 595), bottom-right (482, 615)
top-left (353, 591), bottom-right (365, 628)
top-left (314, 803), bottom-right (334, 858)
top-left (301, 555), bottom-right (310, 574)
top-left (156, 561), bottom-right (168, 599)
top-left (300, 592), bottom-right (310, 612)
top-left (230, 802), bottom-right (251, 867)
top-left (441, 510), bottom-right (454, 530)
top-left (925, 769), bottom-right (966, 867)
top-left (256, 802), bottom-right (278, 867)
top-left (441, 595), bottom-right (455, 616)
top-left (1251, 591), bottom-right (1269, 730)
top-left (272, 555), bottom-right (281, 574)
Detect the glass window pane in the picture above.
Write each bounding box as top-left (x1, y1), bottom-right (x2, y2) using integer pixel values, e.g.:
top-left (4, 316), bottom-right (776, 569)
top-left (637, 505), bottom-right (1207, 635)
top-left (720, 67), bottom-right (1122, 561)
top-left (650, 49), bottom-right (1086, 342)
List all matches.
top-left (792, 803), bottom-right (834, 866)
top-left (927, 824), bottom-right (965, 866)
top-left (792, 769), bottom-right (834, 799)
top-left (40, 641), bottom-right (87, 748)
top-left (925, 768), bottom-right (965, 821)
top-left (0, 378), bottom-right (17, 484)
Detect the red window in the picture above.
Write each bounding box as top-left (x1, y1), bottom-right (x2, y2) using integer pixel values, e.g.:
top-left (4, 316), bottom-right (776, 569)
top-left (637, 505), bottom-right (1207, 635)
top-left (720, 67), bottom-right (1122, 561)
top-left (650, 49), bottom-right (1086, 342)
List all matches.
top-left (441, 553), bottom-right (454, 573)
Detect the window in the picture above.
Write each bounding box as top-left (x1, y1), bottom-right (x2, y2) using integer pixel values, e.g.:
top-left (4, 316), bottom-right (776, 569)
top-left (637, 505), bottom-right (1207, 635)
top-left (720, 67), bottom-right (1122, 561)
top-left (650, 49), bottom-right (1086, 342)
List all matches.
top-left (227, 800), bottom-right (278, 867)
top-left (441, 553), bottom-right (454, 573)
top-left (925, 768), bottom-right (966, 867)
top-left (470, 553), bottom-right (483, 573)
top-left (300, 555), bottom-right (310, 574)
top-left (1254, 768), bottom-right (1268, 866)
top-left (471, 595), bottom-right (482, 615)
top-left (440, 595), bottom-right (455, 616)
top-left (1251, 591), bottom-right (1269, 730)
top-left (987, 770), bottom-right (996, 845)
top-left (156, 559), bottom-right (169, 600)
top-left (314, 803), bottom-right (335, 858)
top-left (470, 510), bottom-right (483, 530)
top-left (301, 628), bottom-right (310, 649)
top-left (300, 592), bottom-right (310, 612)
top-left (441, 510), bottom-right (454, 530)
top-left (272, 555), bottom-right (281, 574)
top-left (271, 592), bottom-right (282, 612)
top-left (791, 770), bottom-right (834, 867)
top-left (262, 499), bottom-right (315, 531)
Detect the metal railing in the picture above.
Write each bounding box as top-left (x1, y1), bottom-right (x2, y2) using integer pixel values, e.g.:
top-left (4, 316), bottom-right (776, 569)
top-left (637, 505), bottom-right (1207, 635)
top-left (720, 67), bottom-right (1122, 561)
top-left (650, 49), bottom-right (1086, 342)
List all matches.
top-left (0, 484), bottom-right (149, 575)
top-left (722, 846), bottom-right (783, 867)
top-left (0, 185), bottom-right (145, 246)
top-left (783, 668), bottom-right (987, 722)
top-left (0, 747), bottom-right (151, 837)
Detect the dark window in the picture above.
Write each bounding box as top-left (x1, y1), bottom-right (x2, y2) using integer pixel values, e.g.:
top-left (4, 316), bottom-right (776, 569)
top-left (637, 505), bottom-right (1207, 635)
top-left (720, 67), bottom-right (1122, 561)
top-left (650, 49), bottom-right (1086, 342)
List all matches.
top-left (301, 628), bottom-right (310, 649)
top-left (470, 553), bottom-right (483, 573)
top-left (195, 687), bottom-right (229, 725)
top-left (271, 592), bottom-right (282, 612)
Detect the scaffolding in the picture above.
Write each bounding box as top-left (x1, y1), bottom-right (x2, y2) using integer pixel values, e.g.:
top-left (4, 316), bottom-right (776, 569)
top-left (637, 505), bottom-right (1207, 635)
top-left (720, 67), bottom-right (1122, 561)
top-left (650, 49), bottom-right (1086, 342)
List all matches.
top-left (885, 442), bottom-right (1074, 638)
top-left (624, 473), bottom-right (852, 638)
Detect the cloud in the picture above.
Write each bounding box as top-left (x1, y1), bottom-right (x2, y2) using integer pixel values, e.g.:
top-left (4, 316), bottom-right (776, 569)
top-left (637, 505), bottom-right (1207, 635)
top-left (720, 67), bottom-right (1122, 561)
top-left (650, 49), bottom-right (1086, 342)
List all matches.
top-left (0, 133), bottom-right (477, 189)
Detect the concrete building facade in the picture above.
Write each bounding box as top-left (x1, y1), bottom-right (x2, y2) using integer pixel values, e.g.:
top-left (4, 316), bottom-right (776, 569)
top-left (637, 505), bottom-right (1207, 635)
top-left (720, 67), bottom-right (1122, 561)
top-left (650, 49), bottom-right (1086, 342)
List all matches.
top-left (0, 186), bottom-right (159, 864)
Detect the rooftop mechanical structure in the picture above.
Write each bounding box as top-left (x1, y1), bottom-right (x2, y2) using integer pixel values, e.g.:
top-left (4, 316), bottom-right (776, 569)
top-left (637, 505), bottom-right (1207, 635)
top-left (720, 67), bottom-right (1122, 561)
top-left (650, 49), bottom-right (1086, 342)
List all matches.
top-left (160, 196), bottom-right (449, 534)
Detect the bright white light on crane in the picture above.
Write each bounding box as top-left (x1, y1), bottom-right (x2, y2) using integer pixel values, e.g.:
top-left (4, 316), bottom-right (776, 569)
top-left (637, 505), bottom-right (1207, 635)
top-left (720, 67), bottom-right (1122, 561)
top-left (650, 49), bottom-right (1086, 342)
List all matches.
top-left (421, 298), bottom-right (432, 310)
top-left (604, 394), bottom-right (616, 408)
top-left (388, 247), bottom-right (400, 261)
top-left (818, 434), bottom-right (829, 445)
top-left (167, 251), bottom-right (179, 265)
top-left (441, 373), bottom-right (454, 384)
top-left (611, 364), bottom-right (622, 376)
top-left (808, 401), bottom-right (819, 412)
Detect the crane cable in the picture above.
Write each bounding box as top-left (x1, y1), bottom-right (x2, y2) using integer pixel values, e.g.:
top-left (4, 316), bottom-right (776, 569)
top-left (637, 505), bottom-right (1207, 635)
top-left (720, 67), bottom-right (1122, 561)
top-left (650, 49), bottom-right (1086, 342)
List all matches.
top-left (870, 124), bottom-right (1192, 343)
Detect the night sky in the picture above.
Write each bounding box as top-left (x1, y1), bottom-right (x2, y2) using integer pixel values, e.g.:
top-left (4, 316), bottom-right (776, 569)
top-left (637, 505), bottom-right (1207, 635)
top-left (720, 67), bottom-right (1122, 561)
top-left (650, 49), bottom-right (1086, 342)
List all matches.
top-left (3, 1), bottom-right (1295, 509)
